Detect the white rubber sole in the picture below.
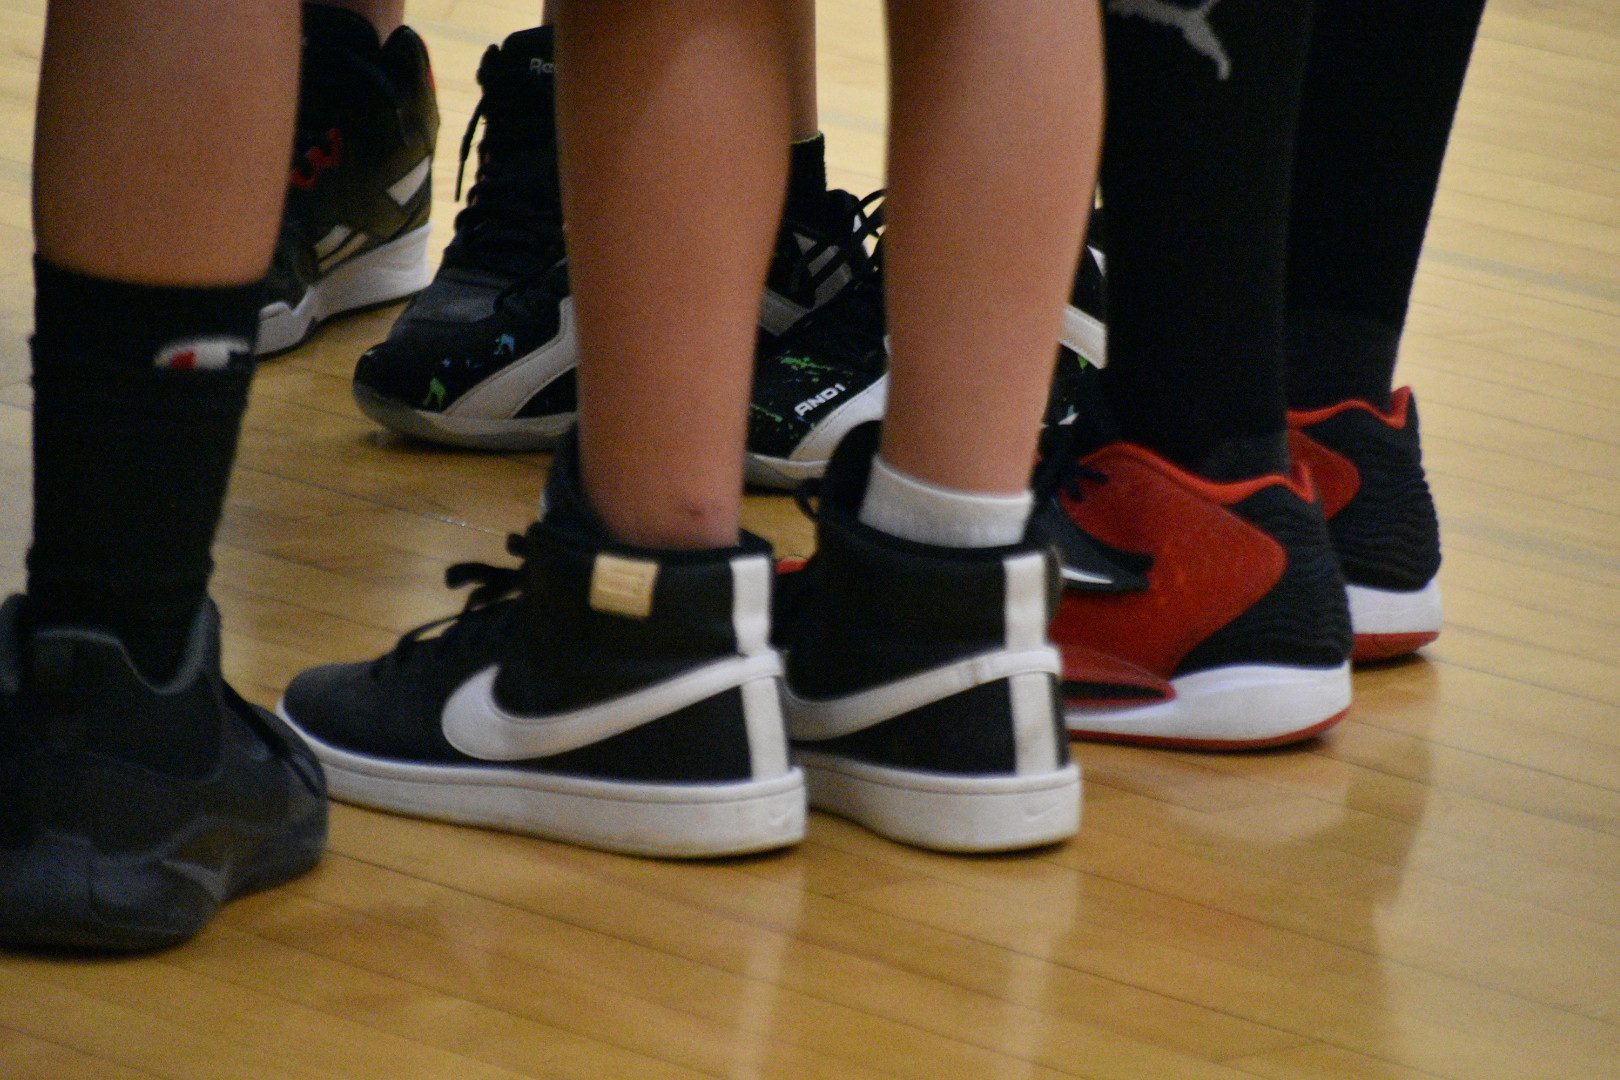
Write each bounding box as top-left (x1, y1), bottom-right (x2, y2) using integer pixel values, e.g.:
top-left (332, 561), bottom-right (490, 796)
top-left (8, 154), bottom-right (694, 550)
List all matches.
top-left (277, 703), bottom-right (806, 858)
top-left (1066, 661), bottom-right (1352, 748)
top-left (1347, 580), bottom-right (1442, 637)
top-left (353, 384), bottom-right (575, 451)
top-left (257, 224), bottom-right (434, 356)
top-left (795, 750), bottom-right (1081, 852)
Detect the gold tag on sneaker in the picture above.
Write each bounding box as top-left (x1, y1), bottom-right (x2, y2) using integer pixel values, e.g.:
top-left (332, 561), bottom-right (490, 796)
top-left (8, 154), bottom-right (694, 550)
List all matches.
top-left (589, 554), bottom-right (659, 619)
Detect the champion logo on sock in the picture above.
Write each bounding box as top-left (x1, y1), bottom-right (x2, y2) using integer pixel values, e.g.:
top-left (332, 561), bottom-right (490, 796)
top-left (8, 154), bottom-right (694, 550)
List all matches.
top-left (154, 337), bottom-right (252, 372)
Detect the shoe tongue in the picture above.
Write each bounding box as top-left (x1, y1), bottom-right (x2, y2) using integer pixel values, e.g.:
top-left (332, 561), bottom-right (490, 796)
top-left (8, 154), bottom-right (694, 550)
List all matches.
top-left (302, 2), bottom-right (382, 55)
top-left (818, 421), bottom-right (883, 514)
top-left (496, 26), bottom-right (556, 80)
top-left (1191, 430), bottom-right (1291, 482)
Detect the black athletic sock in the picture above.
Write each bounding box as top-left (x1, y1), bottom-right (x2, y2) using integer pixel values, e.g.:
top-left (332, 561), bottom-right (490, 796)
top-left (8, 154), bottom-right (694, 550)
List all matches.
top-left (786, 132), bottom-right (829, 221)
top-left (27, 260), bottom-right (261, 681)
top-left (1098, 0), bottom-right (1315, 475)
top-left (1286, 0), bottom-right (1486, 411)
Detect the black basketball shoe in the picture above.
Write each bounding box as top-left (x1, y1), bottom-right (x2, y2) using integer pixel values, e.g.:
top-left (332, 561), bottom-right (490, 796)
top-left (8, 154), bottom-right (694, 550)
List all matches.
top-left (1062, 213), bottom-right (1108, 370)
top-left (1289, 386), bottom-right (1443, 660)
top-left (775, 424), bottom-right (1081, 852)
top-left (257, 5), bottom-right (439, 356)
top-left (0, 598), bottom-right (326, 952)
top-left (351, 27), bottom-right (578, 448)
top-left (278, 435), bottom-right (804, 857)
top-left (747, 192), bottom-right (888, 488)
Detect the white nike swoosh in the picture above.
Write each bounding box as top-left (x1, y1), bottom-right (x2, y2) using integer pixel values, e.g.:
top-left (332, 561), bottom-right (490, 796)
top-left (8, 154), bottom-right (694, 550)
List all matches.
top-left (442, 651), bottom-right (783, 762)
top-left (783, 646), bottom-right (1059, 742)
top-left (1062, 564), bottom-right (1115, 586)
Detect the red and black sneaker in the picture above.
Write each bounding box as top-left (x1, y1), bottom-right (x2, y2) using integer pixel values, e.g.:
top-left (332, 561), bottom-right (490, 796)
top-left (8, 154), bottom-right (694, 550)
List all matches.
top-left (1048, 443), bottom-right (1353, 750)
top-left (1288, 386), bottom-right (1442, 662)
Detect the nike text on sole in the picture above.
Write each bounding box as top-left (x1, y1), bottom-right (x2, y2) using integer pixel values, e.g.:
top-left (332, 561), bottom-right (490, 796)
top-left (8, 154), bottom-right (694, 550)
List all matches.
top-left (1066, 661), bottom-right (1352, 750)
top-left (258, 223), bottom-right (434, 356)
top-left (1347, 580), bottom-right (1442, 662)
top-left (794, 751), bottom-right (1081, 853)
top-left (278, 702), bottom-right (805, 858)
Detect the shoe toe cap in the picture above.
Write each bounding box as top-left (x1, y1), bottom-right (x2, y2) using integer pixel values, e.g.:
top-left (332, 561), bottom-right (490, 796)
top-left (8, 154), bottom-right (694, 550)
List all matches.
top-left (281, 660), bottom-right (456, 764)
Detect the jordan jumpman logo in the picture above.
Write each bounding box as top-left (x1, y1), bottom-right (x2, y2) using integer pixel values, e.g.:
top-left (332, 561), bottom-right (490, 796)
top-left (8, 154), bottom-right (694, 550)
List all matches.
top-left (1109, 0), bottom-right (1232, 80)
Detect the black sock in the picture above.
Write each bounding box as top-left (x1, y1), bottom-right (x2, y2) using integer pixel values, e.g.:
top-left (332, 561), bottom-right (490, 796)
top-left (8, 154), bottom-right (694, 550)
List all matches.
top-left (1286, 0), bottom-right (1486, 411)
top-left (27, 260), bottom-right (262, 680)
top-left (1098, 0), bottom-right (1315, 475)
top-left (786, 132), bottom-right (829, 221)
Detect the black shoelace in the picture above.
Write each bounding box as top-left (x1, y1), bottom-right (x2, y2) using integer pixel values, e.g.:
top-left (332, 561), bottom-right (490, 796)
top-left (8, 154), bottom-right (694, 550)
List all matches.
top-left (373, 533), bottom-right (529, 674)
top-left (447, 47), bottom-right (566, 274)
top-left (768, 191), bottom-right (888, 369)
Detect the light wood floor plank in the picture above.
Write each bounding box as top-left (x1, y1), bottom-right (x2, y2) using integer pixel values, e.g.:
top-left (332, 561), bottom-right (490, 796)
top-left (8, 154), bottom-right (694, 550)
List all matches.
top-left (2, 1), bottom-right (1618, 1077)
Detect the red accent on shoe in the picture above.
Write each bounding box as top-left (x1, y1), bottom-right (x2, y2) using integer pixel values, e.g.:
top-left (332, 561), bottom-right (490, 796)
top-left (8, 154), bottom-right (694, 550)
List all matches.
top-left (1059, 641), bottom-right (1173, 707)
top-left (1287, 384), bottom-right (1413, 431)
top-left (1075, 707), bottom-right (1348, 752)
top-left (1290, 430), bottom-right (1360, 518)
top-left (1050, 443), bottom-right (1292, 681)
top-left (290, 128), bottom-right (344, 192)
top-left (1352, 630), bottom-right (1438, 663)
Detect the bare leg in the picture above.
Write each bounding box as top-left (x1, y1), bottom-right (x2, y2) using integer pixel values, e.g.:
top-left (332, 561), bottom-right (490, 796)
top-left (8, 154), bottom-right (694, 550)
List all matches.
top-left (788, 0), bottom-right (819, 141)
top-left (313, 0), bottom-right (404, 38)
top-left (553, 1), bottom-right (792, 549)
top-left (35, 0), bottom-right (297, 284)
top-left (880, 0), bottom-right (1101, 493)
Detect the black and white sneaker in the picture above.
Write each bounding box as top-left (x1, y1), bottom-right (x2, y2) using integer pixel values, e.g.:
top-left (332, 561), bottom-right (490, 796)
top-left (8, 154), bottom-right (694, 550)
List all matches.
top-left (747, 193), bottom-right (888, 488)
top-left (351, 27), bottom-right (578, 449)
top-left (258, 5), bottom-right (440, 356)
top-left (0, 599), bottom-right (326, 952)
top-left (1289, 386), bottom-right (1443, 661)
top-left (1061, 208), bottom-right (1108, 369)
top-left (775, 425), bottom-right (1081, 852)
top-left (278, 437), bottom-right (804, 858)
top-left (747, 202), bottom-right (1107, 490)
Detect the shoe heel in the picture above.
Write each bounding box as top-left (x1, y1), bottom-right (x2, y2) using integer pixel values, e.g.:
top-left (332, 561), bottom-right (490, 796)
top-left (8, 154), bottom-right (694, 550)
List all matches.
top-left (798, 750), bottom-right (1080, 853)
top-left (257, 223), bottom-right (435, 354)
top-left (794, 670), bottom-right (1080, 852)
top-left (316, 222), bottom-right (435, 316)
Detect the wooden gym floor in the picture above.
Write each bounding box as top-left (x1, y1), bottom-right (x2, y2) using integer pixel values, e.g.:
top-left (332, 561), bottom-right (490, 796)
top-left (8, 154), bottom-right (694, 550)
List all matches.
top-left (1, 1), bottom-right (1617, 1076)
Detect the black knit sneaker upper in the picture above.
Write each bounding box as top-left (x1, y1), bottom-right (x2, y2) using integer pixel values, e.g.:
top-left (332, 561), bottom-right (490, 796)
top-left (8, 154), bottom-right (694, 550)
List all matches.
top-left (747, 193), bottom-right (888, 487)
top-left (261, 5), bottom-right (439, 349)
top-left (348, 28), bottom-right (575, 447)
top-left (777, 424), bottom-right (1071, 778)
top-left (0, 598), bottom-right (326, 952)
top-left (1174, 480), bottom-right (1355, 675)
top-left (1291, 389), bottom-right (1441, 592)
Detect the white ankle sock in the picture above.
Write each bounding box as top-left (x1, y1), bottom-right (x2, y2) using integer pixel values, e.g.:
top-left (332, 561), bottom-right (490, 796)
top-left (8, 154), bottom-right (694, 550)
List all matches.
top-left (859, 456), bottom-right (1033, 548)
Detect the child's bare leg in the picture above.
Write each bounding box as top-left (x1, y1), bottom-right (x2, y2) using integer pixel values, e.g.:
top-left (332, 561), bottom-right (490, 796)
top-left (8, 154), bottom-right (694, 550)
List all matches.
top-left (879, 0), bottom-right (1102, 501)
top-left (553, 0), bottom-right (794, 548)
